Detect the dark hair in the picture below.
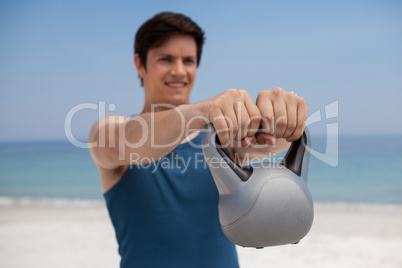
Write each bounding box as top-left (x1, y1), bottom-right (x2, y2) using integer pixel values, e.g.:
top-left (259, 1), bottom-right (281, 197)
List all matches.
top-left (134, 12), bottom-right (205, 85)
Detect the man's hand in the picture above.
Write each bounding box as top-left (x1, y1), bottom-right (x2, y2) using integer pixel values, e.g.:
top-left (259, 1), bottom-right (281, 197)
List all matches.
top-left (252, 87), bottom-right (308, 146)
top-left (199, 87), bottom-right (307, 147)
top-left (197, 87), bottom-right (307, 165)
top-left (198, 88), bottom-right (261, 147)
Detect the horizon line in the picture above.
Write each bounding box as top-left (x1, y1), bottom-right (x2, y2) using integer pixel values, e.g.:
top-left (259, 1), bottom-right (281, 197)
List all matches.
top-left (1, 133), bottom-right (402, 144)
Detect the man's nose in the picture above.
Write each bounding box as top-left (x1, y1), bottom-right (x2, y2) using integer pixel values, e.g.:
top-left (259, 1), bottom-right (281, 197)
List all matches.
top-left (170, 60), bottom-right (185, 76)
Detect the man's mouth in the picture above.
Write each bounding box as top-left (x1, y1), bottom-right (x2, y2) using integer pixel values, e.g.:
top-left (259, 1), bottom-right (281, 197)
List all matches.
top-left (165, 82), bottom-right (187, 88)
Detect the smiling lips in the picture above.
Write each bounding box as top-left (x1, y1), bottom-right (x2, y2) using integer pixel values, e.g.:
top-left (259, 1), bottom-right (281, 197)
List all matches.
top-left (165, 82), bottom-right (187, 88)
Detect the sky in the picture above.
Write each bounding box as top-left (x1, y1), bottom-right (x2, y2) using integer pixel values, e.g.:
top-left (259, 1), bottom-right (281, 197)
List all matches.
top-left (1, 0), bottom-right (401, 142)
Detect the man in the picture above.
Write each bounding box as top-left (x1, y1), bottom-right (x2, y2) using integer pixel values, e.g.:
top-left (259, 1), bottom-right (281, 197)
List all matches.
top-left (89, 12), bottom-right (307, 268)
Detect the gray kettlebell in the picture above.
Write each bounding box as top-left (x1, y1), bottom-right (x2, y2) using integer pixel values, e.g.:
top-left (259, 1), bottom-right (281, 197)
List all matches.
top-left (202, 124), bottom-right (314, 248)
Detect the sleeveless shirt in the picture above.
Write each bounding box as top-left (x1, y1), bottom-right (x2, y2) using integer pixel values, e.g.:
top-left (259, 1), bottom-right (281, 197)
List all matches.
top-left (104, 131), bottom-right (239, 268)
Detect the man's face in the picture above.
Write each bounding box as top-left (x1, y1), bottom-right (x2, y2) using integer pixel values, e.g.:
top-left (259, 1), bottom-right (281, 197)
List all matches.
top-left (137, 35), bottom-right (198, 108)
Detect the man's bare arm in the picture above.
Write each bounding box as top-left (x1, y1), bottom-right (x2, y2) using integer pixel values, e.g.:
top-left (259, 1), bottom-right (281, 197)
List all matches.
top-left (88, 88), bottom-right (307, 170)
top-left (88, 103), bottom-right (207, 170)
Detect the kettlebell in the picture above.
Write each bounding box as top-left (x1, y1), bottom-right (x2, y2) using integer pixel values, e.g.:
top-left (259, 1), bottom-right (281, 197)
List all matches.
top-left (202, 124), bottom-right (314, 248)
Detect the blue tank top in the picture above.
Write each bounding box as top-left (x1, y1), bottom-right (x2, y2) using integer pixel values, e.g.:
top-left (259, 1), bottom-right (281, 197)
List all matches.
top-left (104, 131), bottom-right (239, 268)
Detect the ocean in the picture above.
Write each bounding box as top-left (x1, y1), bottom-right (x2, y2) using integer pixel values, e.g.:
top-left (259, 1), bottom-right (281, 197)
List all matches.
top-left (0, 135), bottom-right (401, 204)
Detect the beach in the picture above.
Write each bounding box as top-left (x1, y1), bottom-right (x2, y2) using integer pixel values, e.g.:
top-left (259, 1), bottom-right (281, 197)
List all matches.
top-left (0, 198), bottom-right (401, 268)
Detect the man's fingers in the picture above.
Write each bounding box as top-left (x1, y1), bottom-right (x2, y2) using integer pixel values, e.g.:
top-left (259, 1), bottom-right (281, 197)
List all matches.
top-left (272, 99), bottom-right (287, 138)
top-left (221, 103), bottom-right (238, 142)
top-left (210, 111), bottom-right (231, 147)
top-left (233, 101), bottom-right (250, 141)
top-left (287, 97), bottom-right (308, 141)
top-left (244, 94), bottom-right (261, 137)
top-left (258, 100), bottom-right (274, 136)
top-left (254, 132), bottom-right (276, 145)
top-left (208, 88), bottom-right (308, 146)
top-left (283, 96), bottom-right (298, 139)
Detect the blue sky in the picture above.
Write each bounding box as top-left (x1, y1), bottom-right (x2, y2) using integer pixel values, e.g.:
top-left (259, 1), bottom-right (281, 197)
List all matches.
top-left (1, 0), bottom-right (401, 141)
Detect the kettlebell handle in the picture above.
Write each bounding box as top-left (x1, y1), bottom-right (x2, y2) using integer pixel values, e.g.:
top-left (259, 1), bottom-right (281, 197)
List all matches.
top-left (280, 129), bottom-right (310, 176)
top-left (209, 124), bottom-right (310, 181)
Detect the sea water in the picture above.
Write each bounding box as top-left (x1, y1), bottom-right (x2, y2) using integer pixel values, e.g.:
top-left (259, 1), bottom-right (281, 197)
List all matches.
top-left (0, 135), bottom-right (401, 204)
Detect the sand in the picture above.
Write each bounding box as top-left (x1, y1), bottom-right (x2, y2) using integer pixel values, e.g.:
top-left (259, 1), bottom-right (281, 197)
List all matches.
top-left (0, 198), bottom-right (401, 268)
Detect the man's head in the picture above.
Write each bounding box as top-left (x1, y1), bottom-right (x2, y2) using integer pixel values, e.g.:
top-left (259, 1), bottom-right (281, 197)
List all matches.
top-left (134, 12), bottom-right (205, 86)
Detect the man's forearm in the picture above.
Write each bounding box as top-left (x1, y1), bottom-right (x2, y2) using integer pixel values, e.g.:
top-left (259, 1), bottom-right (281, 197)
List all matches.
top-left (118, 103), bottom-right (207, 164)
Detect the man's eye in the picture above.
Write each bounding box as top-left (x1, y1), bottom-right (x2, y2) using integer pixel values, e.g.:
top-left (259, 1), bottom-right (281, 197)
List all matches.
top-left (184, 59), bottom-right (195, 64)
top-left (159, 58), bottom-right (170, 62)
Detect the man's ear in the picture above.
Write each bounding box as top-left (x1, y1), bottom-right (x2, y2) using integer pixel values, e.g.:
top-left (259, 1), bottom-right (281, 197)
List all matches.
top-left (134, 54), bottom-right (146, 78)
